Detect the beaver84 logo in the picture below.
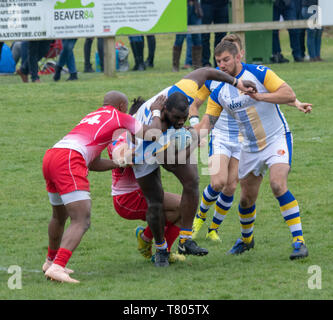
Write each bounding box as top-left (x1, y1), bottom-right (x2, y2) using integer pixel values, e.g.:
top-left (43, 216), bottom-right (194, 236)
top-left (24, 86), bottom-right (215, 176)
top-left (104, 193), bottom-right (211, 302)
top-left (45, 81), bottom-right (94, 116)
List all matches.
top-left (54, 0), bottom-right (95, 20)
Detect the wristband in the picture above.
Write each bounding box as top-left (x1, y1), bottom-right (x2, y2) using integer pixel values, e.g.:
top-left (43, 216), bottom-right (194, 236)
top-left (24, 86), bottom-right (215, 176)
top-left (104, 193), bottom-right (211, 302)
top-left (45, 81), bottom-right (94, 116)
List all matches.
top-left (189, 116), bottom-right (199, 126)
top-left (152, 109), bottom-right (161, 118)
top-left (233, 78), bottom-right (239, 87)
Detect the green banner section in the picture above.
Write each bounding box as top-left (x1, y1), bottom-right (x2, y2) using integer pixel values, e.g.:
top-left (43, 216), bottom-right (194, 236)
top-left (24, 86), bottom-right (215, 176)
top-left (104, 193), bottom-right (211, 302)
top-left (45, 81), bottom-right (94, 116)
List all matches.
top-left (116, 0), bottom-right (187, 36)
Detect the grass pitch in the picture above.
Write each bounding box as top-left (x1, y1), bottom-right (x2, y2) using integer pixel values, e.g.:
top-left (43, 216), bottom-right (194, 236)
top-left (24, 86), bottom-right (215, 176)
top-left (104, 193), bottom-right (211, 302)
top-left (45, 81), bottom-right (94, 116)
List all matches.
top-left (0, 31), bottom-right (333, 300)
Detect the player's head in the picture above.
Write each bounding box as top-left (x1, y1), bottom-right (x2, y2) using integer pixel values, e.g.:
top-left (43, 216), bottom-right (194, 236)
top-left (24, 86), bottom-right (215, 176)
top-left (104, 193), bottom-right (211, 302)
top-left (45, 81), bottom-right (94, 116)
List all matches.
top-left (103, 90), bottom-right (128, 114)
top-left (164, 92), bottom-right (189, 129)
top-left (129, 96), bottom-right (146, 115)
top-left (221, 33), bottom-right (245, 58)
top-left (214, 38), bottom-right (242, 77)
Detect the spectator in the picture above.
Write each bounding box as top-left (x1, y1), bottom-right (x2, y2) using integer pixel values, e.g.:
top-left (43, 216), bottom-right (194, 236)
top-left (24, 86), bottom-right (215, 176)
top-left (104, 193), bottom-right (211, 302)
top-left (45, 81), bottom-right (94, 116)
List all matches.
top-left (302, 0), bottom-right (323, 61)
top-left (83, 37), bottom-right (104, 72)
top-left (296, 0), bottom-right (306, 60)
top-left (17, 40), bottom-right (51, 83)
top-left (129, 36), bottom-right (145, 71)
top-left (271, 0), bottom-right (304, 63)
top-left (172, 0), bottom-right (203, 72)
top-left (201, 0), bottom-right (230, 67)
top-left (145, 35), bottom-right (156, 68)
top-left (0, 42), bottom-right (15, 74)
top-left (54, 39), bottom-right (78, 81)
top-left (182, 35), bottom-right (193, 69)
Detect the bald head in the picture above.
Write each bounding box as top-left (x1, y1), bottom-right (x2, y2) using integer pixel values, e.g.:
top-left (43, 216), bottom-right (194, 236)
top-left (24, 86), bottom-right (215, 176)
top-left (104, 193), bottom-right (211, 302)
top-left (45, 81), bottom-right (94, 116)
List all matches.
top-left (103, 90), bottom-right (129, 113)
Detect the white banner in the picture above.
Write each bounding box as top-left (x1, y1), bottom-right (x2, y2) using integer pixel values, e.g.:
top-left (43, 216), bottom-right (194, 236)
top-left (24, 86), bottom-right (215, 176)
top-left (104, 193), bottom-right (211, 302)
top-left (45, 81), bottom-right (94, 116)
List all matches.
top-left (0, 0), bottom-right (184, 41)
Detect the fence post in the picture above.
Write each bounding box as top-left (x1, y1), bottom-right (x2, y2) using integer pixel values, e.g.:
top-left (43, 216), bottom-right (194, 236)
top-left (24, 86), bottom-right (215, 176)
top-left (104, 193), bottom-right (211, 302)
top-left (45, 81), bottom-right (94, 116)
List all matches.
top-left (232, 0), bottom-right (246, 60)
top-left (104, 36), bottom-right (116, 77)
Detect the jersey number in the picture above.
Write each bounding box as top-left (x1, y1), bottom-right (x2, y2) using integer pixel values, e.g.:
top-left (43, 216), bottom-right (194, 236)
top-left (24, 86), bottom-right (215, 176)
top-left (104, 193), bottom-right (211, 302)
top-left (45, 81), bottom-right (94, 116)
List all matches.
top-left (80, 115), bottom-right (101, 125)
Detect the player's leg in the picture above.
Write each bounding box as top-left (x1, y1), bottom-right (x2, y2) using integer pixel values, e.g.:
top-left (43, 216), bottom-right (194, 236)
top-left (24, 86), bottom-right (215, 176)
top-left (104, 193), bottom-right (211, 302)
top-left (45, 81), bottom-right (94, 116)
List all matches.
top-left (207, 156), bottom-right (239, 242)
top-left (193, 154), bottom-right (229, 238)
top-left (112, 190), bottom-right (154, 259)
top-left (161, 192), bottom-right (186, 262)
top-left (163, 163), bottom-right (208, 256)
top-left (43, 148), bottom-right (92, 282)
top-left (229, 173), bottom-right (261, 255)
top-left (43, 202), bottom-right (74, 274)
top-left (269, 163), bottom-right (308, 259)
top-left (136, 168), bottom-right (169, 267)
top-left (268, 133), bottom-right (308, 259)
top-left (58, 199), bottom-right (91, 252)
top-left (46, 204), bottom-right (68, 262)
top-left (45, 196), bottom-right (91, 283)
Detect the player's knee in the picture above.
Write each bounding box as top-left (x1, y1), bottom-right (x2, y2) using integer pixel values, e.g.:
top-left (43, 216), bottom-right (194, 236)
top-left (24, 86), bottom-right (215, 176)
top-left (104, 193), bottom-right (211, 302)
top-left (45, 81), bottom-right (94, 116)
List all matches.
top-left (147, 201), bottom-right (164, 216)
top-left (211, 178), bottom-right (227, 192)
top-left (270, 180), bottom-right (287, 197)
top-left (239, 196), bottom-right (254, 209)
top-left (183, 175), bottom-right (199, 195)
top-left (223, 180), bottom-right (237, 196)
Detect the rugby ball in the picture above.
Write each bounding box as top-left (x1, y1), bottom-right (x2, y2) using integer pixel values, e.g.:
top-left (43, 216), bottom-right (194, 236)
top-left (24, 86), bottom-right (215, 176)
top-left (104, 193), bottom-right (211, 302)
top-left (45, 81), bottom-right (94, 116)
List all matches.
top-left (171, 128), bottom-right (193, 151)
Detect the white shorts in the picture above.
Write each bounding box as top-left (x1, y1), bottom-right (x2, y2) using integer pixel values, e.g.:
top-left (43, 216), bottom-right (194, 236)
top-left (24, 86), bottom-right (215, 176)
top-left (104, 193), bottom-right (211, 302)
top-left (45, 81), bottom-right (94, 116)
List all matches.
top-left (238, 132), bottom-right (293, 179)
top-left (209, 130), bottom-right (241, 160)
top-left (48, 190), bottom-right (91, 206)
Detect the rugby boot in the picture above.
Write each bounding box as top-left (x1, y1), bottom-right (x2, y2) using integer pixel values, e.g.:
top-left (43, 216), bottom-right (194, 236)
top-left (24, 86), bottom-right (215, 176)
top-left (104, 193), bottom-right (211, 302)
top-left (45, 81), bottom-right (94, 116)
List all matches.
top-left (178, 239), bottom-right (208, 256)
top-left (42, 258), bottom-right (74, 274)
top-left (151, 252), bottom-right (186, 264)
top-left (290, 241), bottom-right (308, 260)
top-left (206, 229), bottom-right (221, 242)
top-left (135, 226), bottom-right (152, 259)
top-left (192, 216), bottom-right (205, 239)
top-left (44, 263), bottom-right (79, 283)
top-left (228, 237), bottom-right (255, 255)
top-left (154, 249), bottom-right (169, 267)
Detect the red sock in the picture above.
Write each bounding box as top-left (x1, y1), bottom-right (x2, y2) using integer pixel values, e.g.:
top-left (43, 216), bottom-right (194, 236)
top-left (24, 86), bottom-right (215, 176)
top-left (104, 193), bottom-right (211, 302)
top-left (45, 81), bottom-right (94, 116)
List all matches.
top-left (143, 226), bottom-right (153, 241)
top-left (47, 247), bottom-right (58, 261)
top-left (165, 221), bottom-right (180, 252)
top-left (53, 248), bottom-right (72, 268)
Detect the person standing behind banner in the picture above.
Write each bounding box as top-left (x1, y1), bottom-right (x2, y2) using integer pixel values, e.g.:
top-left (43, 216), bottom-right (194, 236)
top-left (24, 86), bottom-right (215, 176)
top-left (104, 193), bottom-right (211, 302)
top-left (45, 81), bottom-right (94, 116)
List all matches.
top-left (54, 39), bottom-right (78, 81)
top-left (172, 0), bottom-right (203, 72)
top-left (200, 0), bottom-right (230, 68)
top-left (302, 0), bottom-right (323, 62)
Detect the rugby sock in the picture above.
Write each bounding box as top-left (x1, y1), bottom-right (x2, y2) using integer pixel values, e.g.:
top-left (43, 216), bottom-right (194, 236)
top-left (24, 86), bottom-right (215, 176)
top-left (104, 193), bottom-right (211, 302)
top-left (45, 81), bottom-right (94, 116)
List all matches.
top-left (47, 247), bottom-right (58, 261)
top-left (276, 190), bottom-right (305, 243)
top-left (155, 239), bottom-right (168, 251)
top-left (142, 226), bottom-right (153, 242)
top-left (164, 221), bottom-right (180, 252)
top-left (209, 192), bottom-right (234, 232)
top-left (179, 228), bottom-right (192, 244)
top-left (53, 248), bottom-right (72, 268)
top-left (197, 184), bottom-right (220, 220)
top-left (239, 204), bottom-right (256, 244)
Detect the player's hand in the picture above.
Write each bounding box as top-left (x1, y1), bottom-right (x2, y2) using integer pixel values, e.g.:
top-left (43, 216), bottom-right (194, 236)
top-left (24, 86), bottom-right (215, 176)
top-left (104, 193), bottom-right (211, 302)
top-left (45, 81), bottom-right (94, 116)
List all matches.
top-left (237, 80), bottom-right (257, 94)
top-left (150, 95), bottom-right (167, 112)
top-left (245, 91), bottom-right (265, 101)
top-left (296, 101), bottom-right (312, 114)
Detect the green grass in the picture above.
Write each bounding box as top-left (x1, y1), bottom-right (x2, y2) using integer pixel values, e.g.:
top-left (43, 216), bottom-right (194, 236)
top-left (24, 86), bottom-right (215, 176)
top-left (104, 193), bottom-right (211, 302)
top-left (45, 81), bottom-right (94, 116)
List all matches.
top-left (0, 30), bottom-right (333, 300)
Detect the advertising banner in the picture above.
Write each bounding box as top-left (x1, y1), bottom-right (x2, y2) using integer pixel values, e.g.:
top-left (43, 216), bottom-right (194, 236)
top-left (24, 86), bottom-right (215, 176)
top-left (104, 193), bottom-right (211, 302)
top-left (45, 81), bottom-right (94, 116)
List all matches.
top-left (0, 0), bottom-right (187, 41)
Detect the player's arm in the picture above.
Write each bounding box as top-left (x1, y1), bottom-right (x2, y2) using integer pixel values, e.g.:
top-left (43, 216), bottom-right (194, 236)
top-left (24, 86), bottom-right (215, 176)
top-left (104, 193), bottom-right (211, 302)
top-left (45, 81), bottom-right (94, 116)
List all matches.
top-left (184, 67), bottom-right (257, 93)
top-left (136, 95), bottom-right (166, 141)
top-left (88, 154), bottom-right (122, 171)
top-left (194, 95), bottom-right (222, 139)
top-left (188, 83), bottom-right (211, 126)
top-left (246, 69), bottom-right (296, 104)
top-left (287, 99), bottom-right (312, 113)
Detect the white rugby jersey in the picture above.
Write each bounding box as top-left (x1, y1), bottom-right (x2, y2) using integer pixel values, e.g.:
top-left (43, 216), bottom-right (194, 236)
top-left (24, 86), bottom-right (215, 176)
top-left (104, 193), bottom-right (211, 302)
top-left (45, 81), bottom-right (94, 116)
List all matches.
top-left (206, 63), bottom-right (290, 152)
top-left (196, 76), bottom-right (240, 144)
